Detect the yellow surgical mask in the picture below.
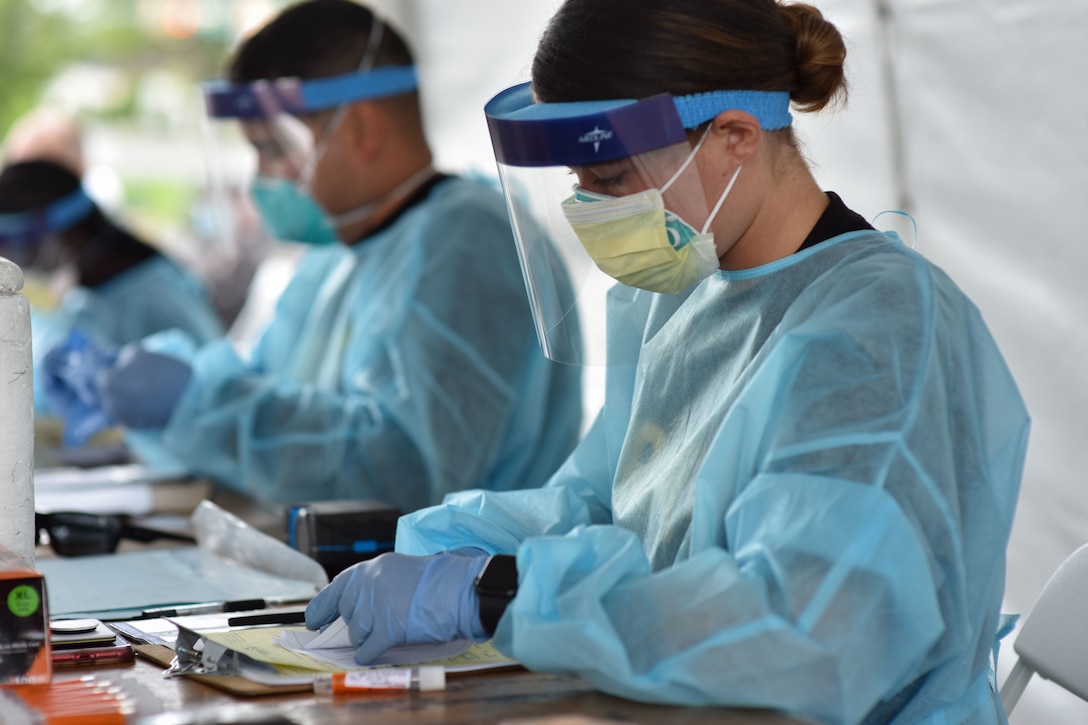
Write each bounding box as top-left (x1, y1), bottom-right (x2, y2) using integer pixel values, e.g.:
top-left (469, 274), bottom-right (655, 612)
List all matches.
top-left (561, 187), bottom-right (720, 294)
top-left (20, 267), bottom-right (74, 311)
top-left (561, 126), bottom-right (742, 295)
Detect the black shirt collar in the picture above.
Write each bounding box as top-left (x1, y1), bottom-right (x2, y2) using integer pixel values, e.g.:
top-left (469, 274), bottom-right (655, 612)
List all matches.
top-left (797, 191), bottom-right (875, 252)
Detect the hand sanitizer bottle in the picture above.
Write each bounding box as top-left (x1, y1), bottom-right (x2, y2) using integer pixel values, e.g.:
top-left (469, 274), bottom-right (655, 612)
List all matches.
top-left (0, 257), bottom-right (35, 566)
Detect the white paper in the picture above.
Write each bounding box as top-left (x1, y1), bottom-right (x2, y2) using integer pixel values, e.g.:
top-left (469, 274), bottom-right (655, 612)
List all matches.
top-left (34, 464), bottom-right (189, 489)
top-left (34, 464), bottom-right (190, 515)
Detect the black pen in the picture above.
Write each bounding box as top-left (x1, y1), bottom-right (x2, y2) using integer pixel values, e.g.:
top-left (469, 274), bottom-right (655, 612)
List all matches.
top-left (227, 610), bottom-right (308, 627)
top-left (140, 598), bottom-right (275, 619)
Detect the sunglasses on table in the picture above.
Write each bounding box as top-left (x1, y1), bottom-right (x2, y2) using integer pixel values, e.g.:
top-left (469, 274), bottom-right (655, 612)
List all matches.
top-left (36, 512), bottom-right (197, 557)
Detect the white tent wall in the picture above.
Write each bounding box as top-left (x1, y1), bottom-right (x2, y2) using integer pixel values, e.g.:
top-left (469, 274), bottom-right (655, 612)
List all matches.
top-left (374, 0), bottom-right (1088, 719)
top-left (813, 1), bottom-right (1088, 720)
top-left (370, 0), bottom-right (564, 175)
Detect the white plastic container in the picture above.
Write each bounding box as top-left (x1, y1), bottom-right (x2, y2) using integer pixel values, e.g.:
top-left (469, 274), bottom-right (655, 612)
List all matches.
top-left (0, 257), bottom-right (35, 566)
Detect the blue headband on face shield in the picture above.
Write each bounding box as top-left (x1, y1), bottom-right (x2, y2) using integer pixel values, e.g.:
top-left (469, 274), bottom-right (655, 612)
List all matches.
top-left (0, 187), bottom-right (96, 246)
top-left (484, 82), bottom-right (792, 168)
top-left (203, 66), bottom-right (418, 119)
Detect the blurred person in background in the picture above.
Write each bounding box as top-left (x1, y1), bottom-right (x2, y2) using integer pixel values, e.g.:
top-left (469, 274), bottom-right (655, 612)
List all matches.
top-left (3, 107), bottom-right (85, 174)
top-left (0, 109), bottom-right (225, 449)
top-left (41, 0), bottom-right (583, 512)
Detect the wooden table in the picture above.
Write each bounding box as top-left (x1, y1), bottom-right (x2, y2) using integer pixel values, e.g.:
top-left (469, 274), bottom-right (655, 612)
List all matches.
top-left (53, 653), bottom-right (814, 724)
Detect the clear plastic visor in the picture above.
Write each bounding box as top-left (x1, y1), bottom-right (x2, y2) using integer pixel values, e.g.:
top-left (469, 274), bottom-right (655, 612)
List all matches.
top-left (496, 135), bottom-right (715, 366)
top-left (202, 93), bottom-right (330, 187)
top-left (200, 93), bottom-right (336, 250)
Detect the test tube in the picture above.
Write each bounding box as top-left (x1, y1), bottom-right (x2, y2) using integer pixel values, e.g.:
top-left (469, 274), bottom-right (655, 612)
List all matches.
top-left (313, 666), bottom-right (446, 695)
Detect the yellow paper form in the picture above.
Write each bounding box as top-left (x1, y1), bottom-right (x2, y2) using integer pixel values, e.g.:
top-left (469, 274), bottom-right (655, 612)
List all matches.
top-left (199, 626), bottom-right (516, 673)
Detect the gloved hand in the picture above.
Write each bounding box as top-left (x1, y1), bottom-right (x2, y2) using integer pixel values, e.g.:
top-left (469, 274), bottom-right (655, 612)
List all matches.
top-left (98, 344), bottom-right (192, 430)
top-left (305, 549), bottom-right (489, 664)
top-left (41, 331), bottom-right (119, 446)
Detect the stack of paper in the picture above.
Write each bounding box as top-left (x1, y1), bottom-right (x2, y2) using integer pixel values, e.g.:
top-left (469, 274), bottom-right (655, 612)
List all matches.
top-left (178, 623), bottom-right (516, 685)
top-left (34, 463), bottom-right (210, 516)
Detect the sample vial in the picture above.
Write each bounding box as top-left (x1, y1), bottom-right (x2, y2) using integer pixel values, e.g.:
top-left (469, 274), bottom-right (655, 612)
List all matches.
top-left (313, 666), bottom-right (446, 695)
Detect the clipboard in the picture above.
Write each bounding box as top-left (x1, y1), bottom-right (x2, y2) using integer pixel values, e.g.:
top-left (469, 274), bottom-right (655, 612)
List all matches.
top-left (134, 644), bottom-right (312, 696)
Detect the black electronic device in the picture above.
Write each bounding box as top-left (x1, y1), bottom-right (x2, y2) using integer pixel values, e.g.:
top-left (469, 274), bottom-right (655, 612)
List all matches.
top-left (285, 499), bottom-right (402, 578)
top-left (474, 554), bottom-right (518, 637)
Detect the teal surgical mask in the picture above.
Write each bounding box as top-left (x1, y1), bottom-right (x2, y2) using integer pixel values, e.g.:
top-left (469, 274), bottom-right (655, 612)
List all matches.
top-left (250, 176), bottom-right (339, 246)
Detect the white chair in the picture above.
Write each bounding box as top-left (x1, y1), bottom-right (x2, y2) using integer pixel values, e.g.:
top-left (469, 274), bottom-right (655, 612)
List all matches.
top-left (1000, 543), bottom-right (1088, 716)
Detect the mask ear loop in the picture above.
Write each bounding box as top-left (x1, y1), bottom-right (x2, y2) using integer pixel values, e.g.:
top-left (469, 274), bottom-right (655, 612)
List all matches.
top-left (700, 165), bottom-right (741, 234)
top-left (660, 125), bottom-right (712, 195)
top-left (658, 124), bottom-right (741, 235)
top-left (299, 16), bottom-right (386, 187)
top-left (324, 15), bottom-right (437, 230)
top-left (328, 162), bottom-right (435, 229)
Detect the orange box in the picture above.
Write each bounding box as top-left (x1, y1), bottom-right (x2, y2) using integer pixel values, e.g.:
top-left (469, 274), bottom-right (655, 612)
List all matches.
top-left (0, 545), bottom-right (50, 685)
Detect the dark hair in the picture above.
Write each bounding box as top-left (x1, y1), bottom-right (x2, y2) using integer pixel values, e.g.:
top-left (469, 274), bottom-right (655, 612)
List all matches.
top-left (0, 160), bottom-right (85, 213)
top-left (0, 160), bottom-right (157, 286)
top-left (532, 0), bottom-right (847, 115)
top-left (0, 159), bottom-right (106, 234)
top-left (227, 0), bottom-right (414, 84)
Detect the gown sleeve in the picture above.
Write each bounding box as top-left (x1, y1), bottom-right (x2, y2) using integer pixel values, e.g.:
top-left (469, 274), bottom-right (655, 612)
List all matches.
top-left (397, 410), bottom-right (616, 555)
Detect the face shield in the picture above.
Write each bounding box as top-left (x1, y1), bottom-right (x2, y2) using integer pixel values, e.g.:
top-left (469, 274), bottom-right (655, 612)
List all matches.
top-left (201, 57), bottom-right (417, 246)
top-left (484, 82), bottom-right (792, 365)
top-left (0, 187), bottom-right (95, 271)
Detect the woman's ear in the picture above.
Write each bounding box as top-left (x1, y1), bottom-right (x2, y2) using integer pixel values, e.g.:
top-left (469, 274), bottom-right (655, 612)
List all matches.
top-left (709, 110), bottom-right (761, 164)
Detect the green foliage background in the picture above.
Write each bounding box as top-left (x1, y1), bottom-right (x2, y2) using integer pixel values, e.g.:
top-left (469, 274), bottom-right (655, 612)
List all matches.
top-left (0, 0), bottom-right (239, 139)
top-left (0, 0), bottom-right (292, 233)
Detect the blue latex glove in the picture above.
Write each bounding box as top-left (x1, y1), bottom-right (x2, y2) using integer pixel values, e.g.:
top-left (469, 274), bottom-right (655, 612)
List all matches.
top-left (305, 549), bottom-right (489, 664)
top-left (41, 331), bottom-right (119, 446)
top-left (98, 344), bottom-right (193, 430)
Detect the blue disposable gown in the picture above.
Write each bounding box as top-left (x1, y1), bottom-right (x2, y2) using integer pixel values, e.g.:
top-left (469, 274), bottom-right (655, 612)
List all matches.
top-left (398, 231), bottom-right (1030, 725)
top-left (142, 177), bottom-right (582, 508)
top-left (32, 255), bottom-right (224, 413)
